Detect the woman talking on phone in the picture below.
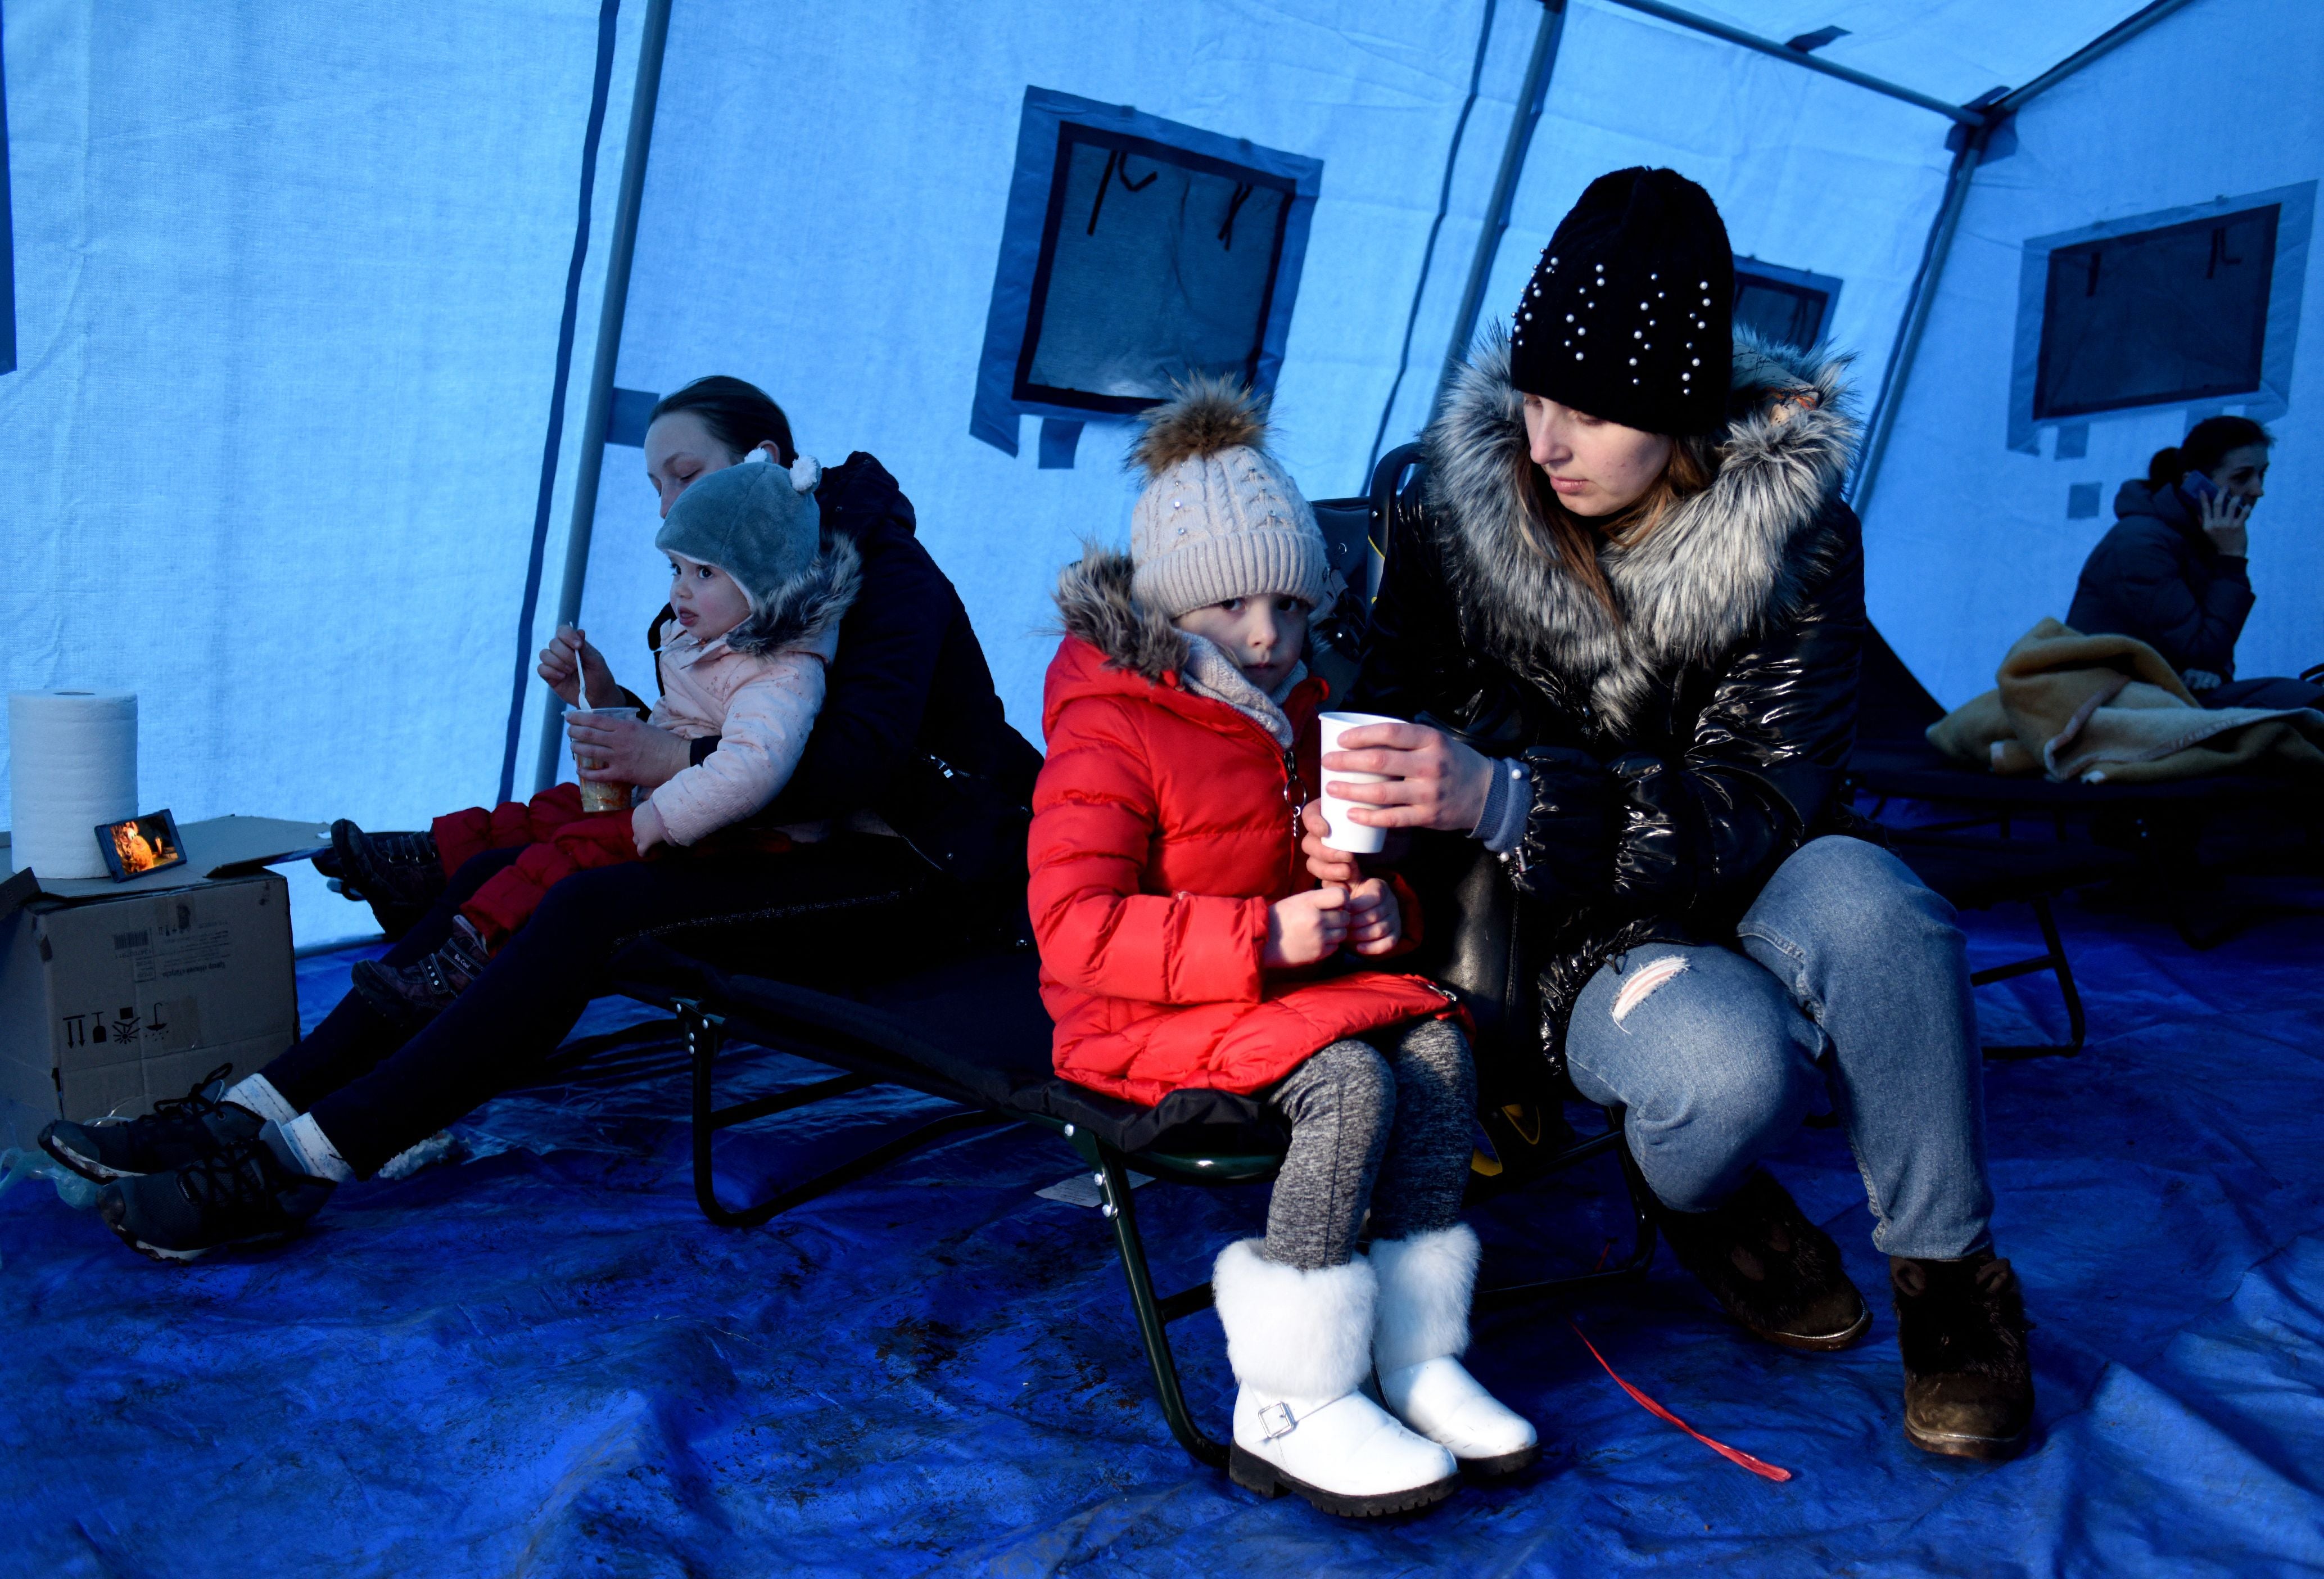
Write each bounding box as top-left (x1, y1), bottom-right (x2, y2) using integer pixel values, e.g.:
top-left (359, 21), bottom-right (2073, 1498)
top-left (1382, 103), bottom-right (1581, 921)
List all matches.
top-left (2068, 416), bottom-right (2321, 710)
top-left (1303, 169), bottom-right (2034, 1461)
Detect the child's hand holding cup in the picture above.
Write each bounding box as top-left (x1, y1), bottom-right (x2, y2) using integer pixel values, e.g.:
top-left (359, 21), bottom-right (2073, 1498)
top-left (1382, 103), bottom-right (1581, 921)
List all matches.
top-left (1317, 711), bottom-right (1403, 854)
top-left (568, 707), bottom-right (637, 813)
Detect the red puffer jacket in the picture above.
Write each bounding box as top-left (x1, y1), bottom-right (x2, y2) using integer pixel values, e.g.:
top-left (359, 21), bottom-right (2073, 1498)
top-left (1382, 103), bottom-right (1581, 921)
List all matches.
top-left (1030, 551), bottom-right (1454, 1106)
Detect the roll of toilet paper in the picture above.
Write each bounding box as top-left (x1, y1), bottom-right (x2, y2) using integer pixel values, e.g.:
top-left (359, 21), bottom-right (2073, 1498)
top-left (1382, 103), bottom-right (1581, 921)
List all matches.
top-left (8, 691), bottom-right (138, 879)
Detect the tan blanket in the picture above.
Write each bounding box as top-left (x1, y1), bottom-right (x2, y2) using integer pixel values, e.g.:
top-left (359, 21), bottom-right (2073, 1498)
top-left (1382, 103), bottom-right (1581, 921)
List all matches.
top-left (1926, 619), bottom-right (2324, 784)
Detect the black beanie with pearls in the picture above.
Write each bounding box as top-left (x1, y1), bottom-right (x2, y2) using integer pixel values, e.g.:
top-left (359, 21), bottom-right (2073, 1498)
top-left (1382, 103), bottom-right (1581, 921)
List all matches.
top-left (1507, 168), bottom-right (1733, 436)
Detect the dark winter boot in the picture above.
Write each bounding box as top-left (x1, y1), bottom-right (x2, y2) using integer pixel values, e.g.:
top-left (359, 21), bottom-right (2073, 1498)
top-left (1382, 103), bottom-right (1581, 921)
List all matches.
top-left (40, 1063), bottom-right (265, 1182)
top-left (97, 1133), bottom-right (335, 1262)
top-left (1891, 1252), bottom-right (2034, 1461)
top-left (349, 915), bottom-right (492, 1027)
top-left (1656, 1170), bottom-right (1870, 1352)
top-left (327, 819), bottom-right (445, 937)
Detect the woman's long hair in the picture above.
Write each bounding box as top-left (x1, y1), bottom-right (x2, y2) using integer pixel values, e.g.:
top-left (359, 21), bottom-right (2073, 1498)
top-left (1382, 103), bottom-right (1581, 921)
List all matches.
top-left (1510, 432), bottom-right (1719, 617)
top-left (2147, 415), bottom-right (2272, 489)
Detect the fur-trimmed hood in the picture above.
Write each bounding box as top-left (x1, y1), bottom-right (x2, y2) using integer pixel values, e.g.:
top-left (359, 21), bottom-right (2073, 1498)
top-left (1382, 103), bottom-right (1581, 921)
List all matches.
top-left (1052, 546), bottom-right (1189, 683)
top-left (1425, 326), bottom-right (1859, 728)
top-left (1047, 546), bottom-right (1316, 749)
top-left (722, 534), bottom-right (862, 657)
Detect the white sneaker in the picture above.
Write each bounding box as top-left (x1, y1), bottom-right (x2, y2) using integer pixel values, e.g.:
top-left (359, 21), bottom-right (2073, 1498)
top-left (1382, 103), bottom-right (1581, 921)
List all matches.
top-left (1372, 1224), bottom-right (1541, 1476)
top-left (1378, 1355), bottom-right (1540, 1474)
top-left (1211, 1239), bottom-right (1463, 1517)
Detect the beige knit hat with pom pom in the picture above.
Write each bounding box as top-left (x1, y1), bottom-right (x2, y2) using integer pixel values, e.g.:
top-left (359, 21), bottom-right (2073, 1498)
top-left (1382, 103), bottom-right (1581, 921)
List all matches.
top-left (1128, 377), bottom-right (1328, 619)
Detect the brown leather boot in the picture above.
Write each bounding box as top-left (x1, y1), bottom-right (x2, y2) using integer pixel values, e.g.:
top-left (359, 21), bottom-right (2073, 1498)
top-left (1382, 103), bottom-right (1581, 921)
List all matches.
top-left (349, 915), bottom-right (492, 1028)
top-left (1891, 1251), bottom-right (2034, 1461)
top-left (1656, 1170), bottom-right (1870, 1351)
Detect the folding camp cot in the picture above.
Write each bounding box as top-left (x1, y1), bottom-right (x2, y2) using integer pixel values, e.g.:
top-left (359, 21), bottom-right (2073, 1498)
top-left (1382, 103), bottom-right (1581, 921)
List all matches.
top-left (609, 936), bottom-right (1657, 1468)
top-left (1848, 620), bottom-right (2322, 958)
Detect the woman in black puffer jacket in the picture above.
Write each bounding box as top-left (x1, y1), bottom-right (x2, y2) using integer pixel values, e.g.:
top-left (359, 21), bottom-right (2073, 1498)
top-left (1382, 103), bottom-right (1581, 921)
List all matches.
top-left (1305, 170), bottom-right (2032, 1462)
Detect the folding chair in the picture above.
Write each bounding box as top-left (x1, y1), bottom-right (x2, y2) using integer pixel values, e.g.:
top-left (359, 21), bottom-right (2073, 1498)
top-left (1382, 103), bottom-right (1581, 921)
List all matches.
top-left (612, 936), bottom-right (1656, 1468)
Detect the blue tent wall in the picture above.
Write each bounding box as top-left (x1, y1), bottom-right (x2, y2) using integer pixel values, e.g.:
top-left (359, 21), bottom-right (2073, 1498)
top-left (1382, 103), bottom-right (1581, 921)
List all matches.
top-left (0, 1), bottom-right (644, 942)
top-left (1380, 2), bottom-right (1953, 455)
top-left (580, 0), bottom-right (2216, 777)
top-left (3, 0), bottom-right (2307, 948)
top-left (561, 0), bottom-right (1517, 795)
top-left (1865, 0), bottom-right (2322, 705)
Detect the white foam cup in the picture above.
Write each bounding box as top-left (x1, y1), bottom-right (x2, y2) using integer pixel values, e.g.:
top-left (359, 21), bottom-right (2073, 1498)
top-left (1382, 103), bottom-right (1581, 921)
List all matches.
top-left (1317, 710), bottom-right (1402, 854)
top-left (567, 707), bottom-right (637, 813)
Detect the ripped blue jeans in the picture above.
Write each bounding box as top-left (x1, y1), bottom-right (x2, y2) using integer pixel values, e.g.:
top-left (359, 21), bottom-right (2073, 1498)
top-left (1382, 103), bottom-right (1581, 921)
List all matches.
top-left (1564, 836), bottom-right (1993, 1259)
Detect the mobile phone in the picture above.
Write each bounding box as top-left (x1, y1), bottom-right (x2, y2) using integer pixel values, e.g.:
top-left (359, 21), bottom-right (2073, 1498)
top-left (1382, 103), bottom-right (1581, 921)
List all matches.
top-left (98, 808), bottom-right (188, 881)
top-left (2180, 470), bottom-right (2218, 503)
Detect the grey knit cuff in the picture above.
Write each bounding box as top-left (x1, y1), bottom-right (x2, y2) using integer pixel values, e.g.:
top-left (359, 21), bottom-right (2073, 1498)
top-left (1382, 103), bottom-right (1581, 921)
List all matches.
top-left (1472, 757), bottom-right (1531, 852)
top-left (1131, 527), bottom-right (1328, 619)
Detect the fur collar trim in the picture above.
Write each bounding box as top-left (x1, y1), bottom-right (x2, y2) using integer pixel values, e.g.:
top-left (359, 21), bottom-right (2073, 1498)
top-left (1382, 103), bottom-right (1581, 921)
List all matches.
top-left (1054, 547), bottom-right (1189, 682)
top-left (723, 534), bottom-right (862, 657)
top-left (1051, 548), bottom-right (1308, 744)
top-left (1425, 326), bottom-right (1859, 728)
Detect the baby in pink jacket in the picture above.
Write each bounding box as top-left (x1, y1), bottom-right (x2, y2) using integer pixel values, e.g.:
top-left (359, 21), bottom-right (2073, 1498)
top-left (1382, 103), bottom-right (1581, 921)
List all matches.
top-left (350, 453), bottom-right (857, 1025)
top-left (632, 539), bottom-right (846, 855)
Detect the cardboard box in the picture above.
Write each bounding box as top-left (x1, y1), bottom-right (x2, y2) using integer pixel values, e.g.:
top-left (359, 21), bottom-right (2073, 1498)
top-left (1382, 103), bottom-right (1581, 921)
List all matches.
top-left (0, 816), bottom-right (328, 1134)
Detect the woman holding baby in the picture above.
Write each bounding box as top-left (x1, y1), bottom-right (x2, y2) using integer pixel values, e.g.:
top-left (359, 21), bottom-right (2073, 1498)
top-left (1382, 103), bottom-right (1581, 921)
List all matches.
top-left (59, 377), bottom-right (1038, 1260)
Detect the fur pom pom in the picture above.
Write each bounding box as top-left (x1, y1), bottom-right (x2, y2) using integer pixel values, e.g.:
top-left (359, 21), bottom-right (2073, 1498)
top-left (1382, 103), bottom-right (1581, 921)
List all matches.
top-left (1130, 375), bottom-right (1270, 477)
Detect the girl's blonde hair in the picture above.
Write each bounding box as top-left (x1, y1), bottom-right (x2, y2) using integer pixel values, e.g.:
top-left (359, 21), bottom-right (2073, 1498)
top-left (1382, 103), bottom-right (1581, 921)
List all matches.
top-left (1509, 432), bottom-right (1720, 618)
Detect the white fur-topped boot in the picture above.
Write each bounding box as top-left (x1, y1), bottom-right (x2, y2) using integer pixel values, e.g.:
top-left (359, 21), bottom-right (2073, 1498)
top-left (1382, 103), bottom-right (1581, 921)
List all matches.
top-left (1372, 1224), bottom-right (1540, 1475)
top-left (1212, 1239), bottom-right (1462, 1517)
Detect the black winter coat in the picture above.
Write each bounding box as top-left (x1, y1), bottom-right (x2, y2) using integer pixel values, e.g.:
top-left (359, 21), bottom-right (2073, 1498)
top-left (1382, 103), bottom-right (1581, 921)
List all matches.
top-left (1354, 332), bottom-right (1868, 1075)
top-left (2064, 480), bottom-right (2253, 680)
top-left (661, 452), bottom-right (1042, 886)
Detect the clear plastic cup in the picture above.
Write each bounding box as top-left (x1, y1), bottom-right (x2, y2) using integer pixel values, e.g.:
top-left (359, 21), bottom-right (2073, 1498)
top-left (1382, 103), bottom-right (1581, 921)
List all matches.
top-left (567, 707), bottom-right (636, 814)
top-left (1317, 710), bottom-right (1402, 854)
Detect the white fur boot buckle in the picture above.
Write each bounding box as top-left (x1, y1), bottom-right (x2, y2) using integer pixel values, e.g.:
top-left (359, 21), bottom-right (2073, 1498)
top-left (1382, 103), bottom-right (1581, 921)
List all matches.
top-left (1228, 1387), bottom-right (1462, 1518)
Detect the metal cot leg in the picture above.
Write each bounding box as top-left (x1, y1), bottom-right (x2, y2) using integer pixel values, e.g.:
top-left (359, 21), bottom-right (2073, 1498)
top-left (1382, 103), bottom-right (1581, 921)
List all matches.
top-left (1477, 1107), bottom-right (1658, 1309)
top-left (678, 998), bottom-right (1014, 1230)
top-left (1069, 1127), bottom-right (1228, 1468)
top-left (1974, 895), bottom-right (2087, 1061)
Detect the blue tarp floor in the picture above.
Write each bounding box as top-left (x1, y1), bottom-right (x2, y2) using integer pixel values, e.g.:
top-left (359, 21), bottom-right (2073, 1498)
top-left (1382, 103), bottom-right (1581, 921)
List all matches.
top-left (3, 887), bottom-right (2321, 1577)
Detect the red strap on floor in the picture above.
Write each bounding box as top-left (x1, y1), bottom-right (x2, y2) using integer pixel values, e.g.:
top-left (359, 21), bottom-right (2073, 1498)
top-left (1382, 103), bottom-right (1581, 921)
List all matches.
top-left (1567, 1320), bottom-right (1794, 1483)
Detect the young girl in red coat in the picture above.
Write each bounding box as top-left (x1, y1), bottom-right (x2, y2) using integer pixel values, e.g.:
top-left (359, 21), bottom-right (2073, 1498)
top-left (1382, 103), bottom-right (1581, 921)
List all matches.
top-left (1029, 383), bottom-right (1536, 1517)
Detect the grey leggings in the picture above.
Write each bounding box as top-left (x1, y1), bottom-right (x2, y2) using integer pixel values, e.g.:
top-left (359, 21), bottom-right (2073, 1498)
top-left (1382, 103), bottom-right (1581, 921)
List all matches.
top-left (1261, 1018), bottom-right (1476, 1270)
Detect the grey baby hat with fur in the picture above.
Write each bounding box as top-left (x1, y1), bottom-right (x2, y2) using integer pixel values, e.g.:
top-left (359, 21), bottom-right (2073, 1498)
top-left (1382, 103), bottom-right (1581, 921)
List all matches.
top-left (1128, 378), bottom-right (1328, 619)
top-left (655, 451), bottom-right (824, 613)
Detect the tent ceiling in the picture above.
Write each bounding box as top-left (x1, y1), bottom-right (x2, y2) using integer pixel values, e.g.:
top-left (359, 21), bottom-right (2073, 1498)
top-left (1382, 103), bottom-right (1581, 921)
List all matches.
top-left (1627, 1), bottom-right (2154, 109)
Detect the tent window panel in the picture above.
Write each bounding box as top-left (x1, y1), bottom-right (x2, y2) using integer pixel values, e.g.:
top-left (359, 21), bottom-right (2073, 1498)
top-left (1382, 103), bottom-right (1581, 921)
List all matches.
top-left (971, 89), bottom-right (1320, 459)
top-left (2034, 206), bottom-right (2278, 419)
top-left (1731, 260), bottom-right (1840, 350)
top-left (1015, 128), bottom-right (1292, 414)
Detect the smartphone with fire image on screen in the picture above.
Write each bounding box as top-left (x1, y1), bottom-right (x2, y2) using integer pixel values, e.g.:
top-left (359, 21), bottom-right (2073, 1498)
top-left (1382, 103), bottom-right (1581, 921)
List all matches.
top-left (98, 809), bottom-right (188, 881)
